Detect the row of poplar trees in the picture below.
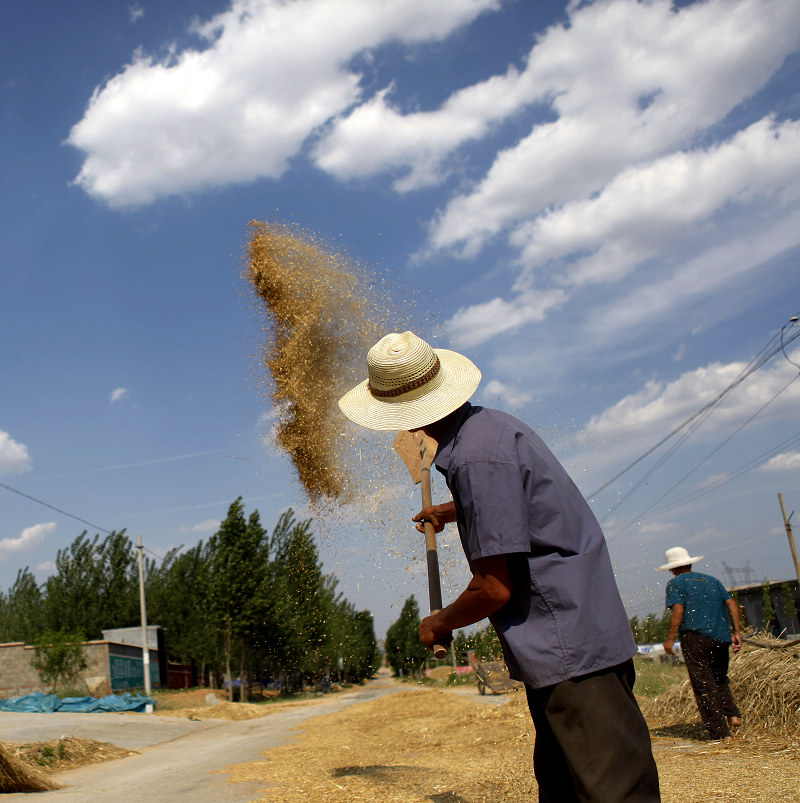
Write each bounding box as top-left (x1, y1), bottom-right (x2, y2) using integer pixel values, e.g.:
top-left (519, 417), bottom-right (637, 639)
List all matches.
top-left (0, 498), bottom-right (380, 697)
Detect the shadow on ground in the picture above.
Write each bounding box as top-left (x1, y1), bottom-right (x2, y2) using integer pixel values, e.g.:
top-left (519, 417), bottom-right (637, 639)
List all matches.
top-left (331, 765), bottom-right (469, 802)
top-left (651, 723), bottom-right (708, 740)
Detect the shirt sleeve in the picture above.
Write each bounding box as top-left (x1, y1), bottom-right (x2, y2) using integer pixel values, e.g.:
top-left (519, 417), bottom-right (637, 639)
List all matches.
top-left (452, 459), bottom-right (531, 561)
top-left (665, 577), bottom-right (684, 609)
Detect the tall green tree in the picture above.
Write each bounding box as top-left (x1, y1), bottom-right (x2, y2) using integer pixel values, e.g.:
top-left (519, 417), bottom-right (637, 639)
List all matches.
top-left (780, 583), bottom-right (797, 631)
top-left (629, 611), bottom-right (671, 644)
top-left (269, 517), bottom-right (330, 688)
top-left (208, 498), bottom-right (268, 700)
top-left (384, 595), bottom-right (428, 678)
top-left (472, 624), bottom-right (502, 661)
top-left (0, 567), bottom-right (45, 643)
top-left (43, 531), bottom-right (137, 638)
top-left (146, 541), bottom-right (216, 672)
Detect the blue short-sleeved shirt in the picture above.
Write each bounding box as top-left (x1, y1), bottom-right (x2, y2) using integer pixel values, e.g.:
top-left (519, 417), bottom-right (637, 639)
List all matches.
top-left (665, 572), bottom-right (732, 643)
top-left (433, 403), bottom-right (636, 689)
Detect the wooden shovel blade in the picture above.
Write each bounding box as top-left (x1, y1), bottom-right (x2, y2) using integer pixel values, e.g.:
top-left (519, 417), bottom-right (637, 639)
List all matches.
top-left (392, 430), bottom-right (438, 484)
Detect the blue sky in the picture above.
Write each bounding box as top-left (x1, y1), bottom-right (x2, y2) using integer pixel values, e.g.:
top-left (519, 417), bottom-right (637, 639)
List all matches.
top-left (2, 0), bottom-right (800, 639)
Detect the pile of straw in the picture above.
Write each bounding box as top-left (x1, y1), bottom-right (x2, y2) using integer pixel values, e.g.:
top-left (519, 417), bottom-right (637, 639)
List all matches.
top-left (644, 637), bottom-right (800, 736)
top-left (0, 743), bottom-right (59, 793)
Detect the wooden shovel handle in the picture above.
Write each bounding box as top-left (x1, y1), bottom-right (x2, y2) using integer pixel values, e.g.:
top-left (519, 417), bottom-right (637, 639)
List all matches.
top-left (421, 464), bottom-right (451, 660)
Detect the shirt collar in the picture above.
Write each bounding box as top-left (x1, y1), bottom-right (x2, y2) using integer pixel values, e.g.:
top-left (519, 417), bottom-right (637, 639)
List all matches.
top-left (432, 402), bottom-right (473, 473)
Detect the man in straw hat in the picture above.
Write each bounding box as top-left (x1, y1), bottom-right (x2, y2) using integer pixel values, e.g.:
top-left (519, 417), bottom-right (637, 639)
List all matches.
top-left (657, 547), bottom-right (742, 742)
top-left (340, 331), bottom-right (660, 803)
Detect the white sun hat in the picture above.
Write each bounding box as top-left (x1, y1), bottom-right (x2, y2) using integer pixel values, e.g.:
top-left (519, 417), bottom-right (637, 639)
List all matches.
top-left (338, 331), bottom-right (481, 431)
top-left (656, 546), bottom-right (704, 572)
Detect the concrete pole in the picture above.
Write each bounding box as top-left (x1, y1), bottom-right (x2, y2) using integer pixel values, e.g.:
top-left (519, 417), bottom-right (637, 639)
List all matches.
top-left (136, 536), bottom-right (152, 699)
top-left (778, 493), bottom-right (800, 585)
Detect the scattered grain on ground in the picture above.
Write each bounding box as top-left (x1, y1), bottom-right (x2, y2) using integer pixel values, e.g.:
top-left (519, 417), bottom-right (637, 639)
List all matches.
top-left (225, 684), bottom-right (800, 803)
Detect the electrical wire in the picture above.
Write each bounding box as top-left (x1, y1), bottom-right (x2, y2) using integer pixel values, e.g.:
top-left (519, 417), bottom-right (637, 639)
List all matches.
top-left (0, 482), bottom-right (165, 562)
top-left (603, 371), bottom-right (800, 528)
top-left (588, 314), bottom-right (800, 502)
top-left (0, 480), bottom-right (112, 535)
top-left (650, 430), bottom-right (800, 518)
top-left (632, 373), bottom-right (800, 518)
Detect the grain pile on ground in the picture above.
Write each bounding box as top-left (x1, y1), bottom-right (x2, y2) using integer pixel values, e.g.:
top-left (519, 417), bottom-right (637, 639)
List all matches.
top-left (642, 638), bottom-right (800, 740)
top-left (153, 686), bottom-right (325, 721)
top-left (225, 685), bottom-right (800, 803)
top-left (158, 701), bottom-right (279, 721)
top-left (0, 742), bottom-right (59, 792)
top-left (246, 220), bottom-right (394, 502)
top-left (228, 689), bottom-right (536, 802)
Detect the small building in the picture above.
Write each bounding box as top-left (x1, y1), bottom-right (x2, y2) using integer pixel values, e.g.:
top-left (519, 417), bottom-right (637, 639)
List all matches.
top-left (0, 626), bottom-right (165, 698)
top-left (729, 578), bottom-right (800, 637)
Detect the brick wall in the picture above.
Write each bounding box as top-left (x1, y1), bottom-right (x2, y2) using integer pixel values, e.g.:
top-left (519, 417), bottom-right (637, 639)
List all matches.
top-left (0, 642), bottom-right (40, 697)
top-left (0, 640), bottom-right (159, 698)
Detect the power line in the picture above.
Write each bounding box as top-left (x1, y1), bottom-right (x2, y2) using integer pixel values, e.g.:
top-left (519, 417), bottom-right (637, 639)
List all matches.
top-left (0, 480), bottom-right (112, 534)
top-left (588, 313), bottom-right (800, 502)
top-left (604, 372), bottom-right (800, 529)
top-left (632, 374), bottom-right (799, 517)
top-left (643, 429), bottom-right (800, 519)
top-left (0, 480), bottom-right (171, 566)
top-left (608, 428), bottom-right (800, 540)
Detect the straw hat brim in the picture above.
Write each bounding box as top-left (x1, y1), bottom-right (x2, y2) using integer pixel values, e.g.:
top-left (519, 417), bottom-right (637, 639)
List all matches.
top-left (338, 348), bottom-right (481, 431)
top-left (656, 554), bottom-right (703, 571)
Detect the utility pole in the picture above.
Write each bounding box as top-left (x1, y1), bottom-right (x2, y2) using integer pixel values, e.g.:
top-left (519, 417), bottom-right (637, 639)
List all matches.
top-left (778, 493), bottom-right (800, 585)
top-left (136, 535), bottom-right (152, 701)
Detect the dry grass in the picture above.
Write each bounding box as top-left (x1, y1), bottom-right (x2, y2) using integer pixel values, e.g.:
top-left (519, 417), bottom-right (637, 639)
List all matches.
top-left (228, 689), bottom-right (536, 803)
top-left (642, 638), bottom-right (800, 739)
top-left (224, 683), bottom-right (800, 803)
top-left (0, 743), bottom-right (60, 793)
top-left (7, 651), bottom-right (800, 802)
top-left (6, 738), bottom-right (135, 774)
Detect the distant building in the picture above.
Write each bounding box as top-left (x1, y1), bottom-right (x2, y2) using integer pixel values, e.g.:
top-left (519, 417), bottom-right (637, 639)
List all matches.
top-left (729, 579), bottom-right (800, 637)
top-left (101, 626), bottom-right (167, 689)
top-left (0, 626), bottom-right (164, 698)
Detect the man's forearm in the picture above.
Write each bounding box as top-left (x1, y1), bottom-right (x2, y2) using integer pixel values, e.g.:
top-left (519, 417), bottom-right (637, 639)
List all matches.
top-left (726, 598), bottom-right (741, 633)
top-left (420, 554), bottom-right (512, 646)
top-left (429, 581), bottom-right (507, 635)
top-left (666, 604), bottom-right (684, 640)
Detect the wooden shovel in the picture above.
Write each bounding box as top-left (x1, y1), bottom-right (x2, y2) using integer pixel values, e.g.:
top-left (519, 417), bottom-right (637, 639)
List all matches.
top-left (393, 430), bottom-right (452, 659)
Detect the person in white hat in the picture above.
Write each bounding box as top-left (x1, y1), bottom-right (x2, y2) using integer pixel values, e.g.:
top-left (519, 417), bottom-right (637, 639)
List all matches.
top-left (340, 332), bottom-right (660, 803)
top-left (657, 547), bottom-right (742, 741)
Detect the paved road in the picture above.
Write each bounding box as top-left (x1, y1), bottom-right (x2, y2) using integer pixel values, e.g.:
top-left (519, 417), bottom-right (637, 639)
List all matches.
top-left (1, 675), bottom-right (424, 802)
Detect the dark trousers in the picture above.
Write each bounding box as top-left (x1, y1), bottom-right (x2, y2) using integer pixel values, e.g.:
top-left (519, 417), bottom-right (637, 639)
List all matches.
top-left (525, 660), bottom-right (660, 803)
top-left (680, 630), bottom-right (740, 740)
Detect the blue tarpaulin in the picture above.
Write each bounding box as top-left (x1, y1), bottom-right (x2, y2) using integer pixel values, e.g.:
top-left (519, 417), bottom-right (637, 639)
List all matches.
top-left (0, 691), bottom-right (153, 713)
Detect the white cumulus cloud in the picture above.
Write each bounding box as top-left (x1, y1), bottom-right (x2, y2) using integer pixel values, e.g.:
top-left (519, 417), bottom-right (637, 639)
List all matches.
top-left (67, 0), bottom-right (499, 208)
top-left (428, 0), bottom-right (800, 257)
top-left (760, 452), bottom-right (800, 473)
top-left (585, 355), bottom-right (800, 446)
top-left (0, 522), bottom-right (56, 559)
top-left (481, 379), bottom-right (533, 410)
top-left (0, 430), bottom-right (32, 475)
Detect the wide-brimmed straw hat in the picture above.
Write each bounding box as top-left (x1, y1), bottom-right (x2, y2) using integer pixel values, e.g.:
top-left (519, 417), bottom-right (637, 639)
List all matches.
top-left (656, 546), bottom-right (703, 572)
top-left (338, 331), bottom-right (481, 431)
